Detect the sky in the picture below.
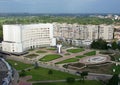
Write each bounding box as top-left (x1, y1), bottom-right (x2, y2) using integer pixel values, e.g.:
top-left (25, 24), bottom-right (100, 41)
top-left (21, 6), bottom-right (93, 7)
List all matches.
top-left (0, 0), bottom-right (120, 13)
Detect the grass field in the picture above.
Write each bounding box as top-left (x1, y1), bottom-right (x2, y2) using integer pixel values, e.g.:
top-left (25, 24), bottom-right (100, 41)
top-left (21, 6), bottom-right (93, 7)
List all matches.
top-left (39, 54), bottom-right (62, 62)
top-left (76, 55), bottom-right (85, 58)
top-left (24, 54), bottom-right (38, 58)
top-left (56, 58), bottom-right (79, 64)
top-left (7, 59), bottom-right (32, 70)
top-left (26, 67), bottom-right (79, 81)
top-left (67, 48), bottom-right (84, 53)
top-left (36, 50), bottom-right (46, 53)
top-left (33, 80), bottom-right (102, 85)
top-left (84, 51), bottom-right (96, 56)
top-left (47, 47), bottom-right (57, 50)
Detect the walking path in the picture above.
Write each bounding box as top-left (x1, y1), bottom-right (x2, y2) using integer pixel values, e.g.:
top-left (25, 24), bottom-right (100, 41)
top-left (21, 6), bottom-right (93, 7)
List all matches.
top-left (8, 54), bottom-right (113, 81)
top-left (49, 49), bottom-right (92, 64)
top-left (6, 47), bottom-right (120, 85)
top-left (31, 79), bottom-right (80, 84)
top-left (110, 61), bottom-right (120, 65)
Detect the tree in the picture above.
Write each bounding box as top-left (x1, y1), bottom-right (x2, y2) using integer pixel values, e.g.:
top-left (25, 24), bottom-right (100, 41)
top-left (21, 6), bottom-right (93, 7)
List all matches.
top-left (107, 74), bottom-right (119, 85)
top-left (48, 70), bottom-right (53, 79)
top-left (48, 70), bottom-right (53, 75)
top-left (80, 71), bottom-right (88, 82)
top-left (19, 70), bottom-right (26, 77)
top-left (66, 77), bottom-right (75, 84)
top-left (112, 41), bottom-right (118, 50)
top-left (91, 39), bottom-right (108, 50)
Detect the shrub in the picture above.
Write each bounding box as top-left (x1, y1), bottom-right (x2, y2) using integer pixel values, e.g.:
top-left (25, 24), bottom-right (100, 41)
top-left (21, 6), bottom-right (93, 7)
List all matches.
top-left (48, 70), bottom-right (53, 75)
top-left (19, 70), bottom-right (26, 77)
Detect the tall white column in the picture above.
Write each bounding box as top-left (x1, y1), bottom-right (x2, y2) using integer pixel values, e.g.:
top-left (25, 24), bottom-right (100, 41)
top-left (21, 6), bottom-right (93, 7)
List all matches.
top-left (57, 44), bottom-right (62, 53)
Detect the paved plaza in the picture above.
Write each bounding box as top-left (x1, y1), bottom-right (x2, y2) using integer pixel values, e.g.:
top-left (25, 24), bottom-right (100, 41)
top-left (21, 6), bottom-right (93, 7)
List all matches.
top-left (6, 47), bottom-right (120, 85)
top-left (8, 47), bottom-right (112, 68)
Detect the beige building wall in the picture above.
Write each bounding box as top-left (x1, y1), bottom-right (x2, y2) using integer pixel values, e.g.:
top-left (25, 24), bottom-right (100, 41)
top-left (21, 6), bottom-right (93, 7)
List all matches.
top-left (53, 23), bottom-right (114, 41)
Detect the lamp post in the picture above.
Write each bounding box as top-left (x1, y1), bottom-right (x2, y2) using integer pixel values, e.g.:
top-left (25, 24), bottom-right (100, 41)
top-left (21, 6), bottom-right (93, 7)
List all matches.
top-left (113, 69), bottom-right (116, 73)
top-left (119, 58), bottom-right (120, 61)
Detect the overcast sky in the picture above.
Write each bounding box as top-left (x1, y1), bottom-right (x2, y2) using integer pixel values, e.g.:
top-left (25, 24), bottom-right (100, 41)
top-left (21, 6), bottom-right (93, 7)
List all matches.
top-left (0, 0), bottom-right (119, 13)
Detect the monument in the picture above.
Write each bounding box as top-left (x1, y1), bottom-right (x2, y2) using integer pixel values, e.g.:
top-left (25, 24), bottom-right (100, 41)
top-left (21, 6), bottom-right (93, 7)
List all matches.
top-left (57, 44), bottom-right (62, 54)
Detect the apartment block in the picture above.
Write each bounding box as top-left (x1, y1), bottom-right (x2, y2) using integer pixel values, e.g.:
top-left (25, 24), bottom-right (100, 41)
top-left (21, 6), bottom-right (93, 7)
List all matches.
top-left (53, 23), bottom-right (114, 40)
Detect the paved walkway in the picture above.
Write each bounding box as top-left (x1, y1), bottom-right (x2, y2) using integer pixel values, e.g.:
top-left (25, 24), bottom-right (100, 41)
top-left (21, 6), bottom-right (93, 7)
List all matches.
top-left (8, 54), bottom-right (113, 82)
top-left (110, 61), bottom-right (120, 65)
top-left (17, 47), bottom-right (95, 65)
top-left (6, 47), bottom-right (119, 85)
top-left (31, 79), bottom-right (80, 84)
top-left (49, 49), bottom-right (92, 64)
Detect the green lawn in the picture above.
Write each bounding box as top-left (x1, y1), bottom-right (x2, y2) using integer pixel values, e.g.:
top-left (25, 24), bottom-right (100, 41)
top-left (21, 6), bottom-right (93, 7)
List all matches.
top-left (56, 58), bottom-right (79, 64)
top-left (84, 51), bottom-right (96, 56)
top-left (24, 54), bottom-right (39, 58)
top-left (36, 50), bottom-right (46, 53)
top-left (76, 55), bottom-right (85, 58)
top-left (33, 80), bottom-right (102, 85)
top-left (26, 67), bottom-right (79, 81)
top-left (39, 54), bottom-right (62, 62)
top-left (7, 59), bottom-right (32, 70)
top-left (47, 47), bottom-right (56, 50)
top-left (67, 48), bottom-right (84, 53)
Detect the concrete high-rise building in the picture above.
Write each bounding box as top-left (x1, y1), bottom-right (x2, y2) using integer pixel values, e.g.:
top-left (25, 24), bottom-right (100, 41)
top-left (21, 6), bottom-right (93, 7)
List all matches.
top-left (98, 25), bottom-right (114, 40)
top-left (2, 24), bottom-right (56, 53)
top-left (53, 23), bottom-right (114, 40)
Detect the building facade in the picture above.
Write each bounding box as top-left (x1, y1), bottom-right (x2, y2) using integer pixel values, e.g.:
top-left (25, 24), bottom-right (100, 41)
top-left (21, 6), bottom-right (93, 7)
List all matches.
top-left (114, 26), bottom-right (120, 41)
top-left (53, 23), bottom-right (114, 40)
top-left (2, 24), bottom-right (56, 53)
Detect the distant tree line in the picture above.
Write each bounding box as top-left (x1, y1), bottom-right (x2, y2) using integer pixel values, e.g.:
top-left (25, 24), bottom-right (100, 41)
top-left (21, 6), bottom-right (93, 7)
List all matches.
top-left (0, 16), bottom-right (114, 25)
top-left (91, 39), bottom-right (120, 50)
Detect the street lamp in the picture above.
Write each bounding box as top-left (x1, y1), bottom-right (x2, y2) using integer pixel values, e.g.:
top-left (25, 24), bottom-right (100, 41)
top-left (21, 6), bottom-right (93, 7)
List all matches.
top-left (113, 69), bottom-right (116, 73)
top-left (119, 58), bottom-right (120, 61)
top-left (116, 63), bottom-right (118, 66)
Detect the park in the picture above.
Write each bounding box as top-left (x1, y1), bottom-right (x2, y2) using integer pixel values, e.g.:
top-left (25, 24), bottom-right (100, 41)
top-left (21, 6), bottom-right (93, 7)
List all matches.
top-left (6, 45), bottom-right (120, 85)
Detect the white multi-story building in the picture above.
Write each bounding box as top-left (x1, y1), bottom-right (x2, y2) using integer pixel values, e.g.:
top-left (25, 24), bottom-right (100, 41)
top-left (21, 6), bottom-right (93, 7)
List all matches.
top-left (2, 24), bottom-right (56, 53)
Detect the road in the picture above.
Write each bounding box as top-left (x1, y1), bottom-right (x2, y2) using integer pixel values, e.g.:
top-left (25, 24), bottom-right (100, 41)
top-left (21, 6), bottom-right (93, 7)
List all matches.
top-left (31, 79), bottom-right (80, 83)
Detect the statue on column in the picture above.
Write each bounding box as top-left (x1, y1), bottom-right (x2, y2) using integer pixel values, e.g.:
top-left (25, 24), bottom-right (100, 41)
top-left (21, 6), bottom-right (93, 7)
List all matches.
top-left (56, 41), bottom-right (62, 54)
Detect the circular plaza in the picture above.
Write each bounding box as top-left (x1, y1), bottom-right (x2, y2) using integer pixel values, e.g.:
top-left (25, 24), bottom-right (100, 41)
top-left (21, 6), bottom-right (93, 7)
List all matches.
top-left (79, 55), bottom-right (111, 64)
